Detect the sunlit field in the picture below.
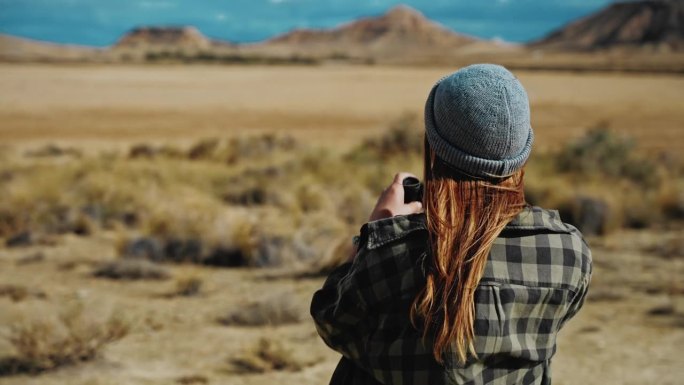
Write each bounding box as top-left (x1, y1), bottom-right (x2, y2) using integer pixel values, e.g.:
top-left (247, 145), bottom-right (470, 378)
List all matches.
top-left (1, 64), bottom-right (683, 151)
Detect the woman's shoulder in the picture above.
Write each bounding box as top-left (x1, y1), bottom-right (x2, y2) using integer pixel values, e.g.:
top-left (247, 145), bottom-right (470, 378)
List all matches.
top-left (488, 205), bottom-right (592, 292)
top-left (361, 213), bottom-right (427, 251)
top-left (505, 205), bottom-right (577, 233)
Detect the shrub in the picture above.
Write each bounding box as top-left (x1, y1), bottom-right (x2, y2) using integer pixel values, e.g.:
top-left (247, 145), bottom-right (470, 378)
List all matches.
top-left (227, 338), bottom-right (304, 373)
top-left (187, 138), bottom-right (220, 160)
top-left (176, 374), bottom-right (209, 384)
top-left (556, 195), bottom-right (611, 236)
top-left (24, 144), bottom-right (82, 158)
top-left (128, 143), bottom-right (158, 159)
top-left (555, 124), bottom-right (658, 186)
top-left (16, 252), bottom-right (45, 266)
top-left (302, 236), bottom-right (352, 276)
top-left (174, 276), bottom-right (203, 297)
top-left (218, 293), bottom-right (303, 327)
top-left (0, 304), bottom-right (129, 375)
top-left (93, 259), bottom-right (170, 280)
top-left (348, 112), bottom-right (422, 161)
top-left (0, 284), bottom-right (46, 302)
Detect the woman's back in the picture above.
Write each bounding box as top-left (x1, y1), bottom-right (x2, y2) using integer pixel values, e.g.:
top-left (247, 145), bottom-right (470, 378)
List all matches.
top-left (311, 206), bottom-right (591, 384)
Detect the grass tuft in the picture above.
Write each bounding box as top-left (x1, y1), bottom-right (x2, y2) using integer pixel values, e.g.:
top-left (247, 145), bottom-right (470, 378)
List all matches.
top-left (228, 337), bottom-right (304, 374)
top-left (93, 259), bottom-right (170, 280)
top-left (0, 304), bottom-right (129, 376)
top-left (218, 293), bottom-right (303, 327)
top-left (173, 275), bottom-right (203, 297)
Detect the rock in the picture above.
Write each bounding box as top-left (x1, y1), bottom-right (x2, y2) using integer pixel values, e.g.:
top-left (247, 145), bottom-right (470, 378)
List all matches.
top-left (122, 237), bottom-right (164, 261)
top-left (6, 231), bottom-right (33, 247)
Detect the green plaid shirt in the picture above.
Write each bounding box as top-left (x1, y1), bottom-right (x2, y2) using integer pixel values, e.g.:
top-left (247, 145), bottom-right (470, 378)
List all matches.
top-left (311, 206), bottom-right (592, 385)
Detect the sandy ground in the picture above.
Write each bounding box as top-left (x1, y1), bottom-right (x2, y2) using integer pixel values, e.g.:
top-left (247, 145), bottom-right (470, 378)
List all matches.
top-left (0, 228), bottom-right (682, 385)
top-left (0, 64), bottom-right (683, 152)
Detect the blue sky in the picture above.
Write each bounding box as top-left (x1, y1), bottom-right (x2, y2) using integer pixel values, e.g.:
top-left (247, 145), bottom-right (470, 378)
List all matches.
top-left (0, 0), bottom-right (617, 47)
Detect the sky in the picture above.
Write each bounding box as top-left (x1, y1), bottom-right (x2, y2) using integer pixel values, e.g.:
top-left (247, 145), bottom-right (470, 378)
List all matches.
top-left (0, 0), bottom-right (618, 47)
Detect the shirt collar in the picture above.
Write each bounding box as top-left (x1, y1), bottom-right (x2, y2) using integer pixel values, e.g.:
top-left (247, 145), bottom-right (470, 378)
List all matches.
top-left (363, 206), bottom-right (572, 250)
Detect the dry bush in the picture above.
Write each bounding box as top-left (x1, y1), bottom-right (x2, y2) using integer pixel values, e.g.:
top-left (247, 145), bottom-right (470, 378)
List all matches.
top-left (187, 138), bottom-right (220, 160)
top-left (555, 124), bottom-right (658, 186)
top-left (93, 259), bottom-right (170, 280)
top-left (228, 337), bottom-right (304, 374)
top-left (0, 128), bottom-right (405, 272)
top-left (347, 112), bottom-right (422, 162)
top-left (16, 252), bottom-right (45, 266)
top-left (218, 293), bottom-right (303, 327)
top-left (657, 183), bottom-right (684, 221)
top-left (527, 126), bottom-right (684, 233)
top-left (302, 235), bottom-right (353, 277)
top-left (0, 304), bottom-right (129, 376)
top-left (129, 143), bottom-right (157, 159)
top-left (185, 134), bottom-right (298, 164)
top-left (174, 275), bottom-right (203, 297)
top-left (0, 284), bottom-right (46, 302)
top-left (24, 144), bottom-right (82, 158)
top-left (176, 374), bottom-right (209, 384)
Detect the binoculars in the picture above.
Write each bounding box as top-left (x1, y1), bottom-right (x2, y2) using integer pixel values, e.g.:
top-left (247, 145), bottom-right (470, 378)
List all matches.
top-left (402, 177), bottom-right (423, 204)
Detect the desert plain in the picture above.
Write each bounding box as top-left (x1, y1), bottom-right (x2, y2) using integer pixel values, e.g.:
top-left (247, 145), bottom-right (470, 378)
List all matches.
top-left (0, 63), bottom-right (683, 385)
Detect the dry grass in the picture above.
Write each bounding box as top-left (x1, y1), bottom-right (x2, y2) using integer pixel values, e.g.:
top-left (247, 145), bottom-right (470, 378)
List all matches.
top-left (1, 65), bottom-right (683, 153)
top-left (0, 284), bottom-right (46, 302)
top-left (173, 275), bottom-right (203, 297)
top-left (1, 115), bottom-right (681, 276)
top-left (218, 293), bottom-right (304, 327)
top-left (175, 374), bottom-right (209, 384)
top-left (93, 259), bottom-right (170, 280)
top-left (228, 337), bottom-right (306, 374)
top-left (0, 303), bottom-right (130, 376)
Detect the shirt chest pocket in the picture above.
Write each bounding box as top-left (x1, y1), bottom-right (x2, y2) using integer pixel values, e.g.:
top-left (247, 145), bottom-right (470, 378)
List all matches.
top-left (472, 282), bottom-right (573, 362)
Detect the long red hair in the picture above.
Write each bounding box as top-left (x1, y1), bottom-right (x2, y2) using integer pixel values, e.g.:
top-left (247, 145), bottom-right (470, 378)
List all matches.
top-left (411, 139), bottom-right (526, 364)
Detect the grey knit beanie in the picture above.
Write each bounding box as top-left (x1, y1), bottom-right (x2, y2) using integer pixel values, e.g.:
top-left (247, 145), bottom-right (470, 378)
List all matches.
top-left (424, 64), bottom-right (533, 179)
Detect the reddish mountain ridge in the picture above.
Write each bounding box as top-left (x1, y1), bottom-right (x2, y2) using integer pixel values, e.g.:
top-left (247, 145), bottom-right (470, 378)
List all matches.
top-left (114, 26), bottom-right (213, 50)
top-left (532, 0), bottom-right (684, 51)
top-left (265, 5), bottom-right (475, 50)
top-left (0, 34), bottom-right (101, 62)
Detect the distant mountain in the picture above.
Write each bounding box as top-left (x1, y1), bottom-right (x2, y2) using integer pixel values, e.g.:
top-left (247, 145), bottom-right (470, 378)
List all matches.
top-left (532, 0), bottom-right (684, 51)
top-left (0, 34), bottom-right (100, 62)
top-left (258, 5), bottom-right (478, 58)
top-left (2, 2), bottom-right (682, 71)
top-left (114, 26), bottom-right (214, 50)
top-left (267, 5), bottom-right (478, 48)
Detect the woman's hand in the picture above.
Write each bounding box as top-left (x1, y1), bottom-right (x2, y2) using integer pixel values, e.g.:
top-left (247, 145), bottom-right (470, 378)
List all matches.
top-left (368, 172), bottom-right (423, 222)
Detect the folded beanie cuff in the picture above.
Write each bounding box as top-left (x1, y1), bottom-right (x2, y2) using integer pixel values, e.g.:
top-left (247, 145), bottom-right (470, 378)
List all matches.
top-left (425, 120), bottom-right (534, 178)
top-left (424, 77), bottom-right (534, 179)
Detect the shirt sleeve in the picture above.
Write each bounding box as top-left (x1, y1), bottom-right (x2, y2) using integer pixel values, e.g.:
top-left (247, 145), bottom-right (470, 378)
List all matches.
top-left (310, 260), bottom-right (370, 366)
top-left (559, 240), bottom-right (593, 329)
top-left (310, 222), bottom-right (428, 372)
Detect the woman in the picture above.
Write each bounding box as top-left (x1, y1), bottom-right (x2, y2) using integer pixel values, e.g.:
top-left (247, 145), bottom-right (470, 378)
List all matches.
top-left (311, 64), bottom-right (592, 385)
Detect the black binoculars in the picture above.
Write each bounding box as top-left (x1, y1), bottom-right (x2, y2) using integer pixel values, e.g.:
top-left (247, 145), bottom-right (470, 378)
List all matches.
top-left (402, 177), bottom-right (423, 203)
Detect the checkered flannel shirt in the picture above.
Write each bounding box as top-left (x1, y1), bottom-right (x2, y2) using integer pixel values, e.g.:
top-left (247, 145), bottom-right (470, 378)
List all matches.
top-left (311, 206), bottom-right (592, 385)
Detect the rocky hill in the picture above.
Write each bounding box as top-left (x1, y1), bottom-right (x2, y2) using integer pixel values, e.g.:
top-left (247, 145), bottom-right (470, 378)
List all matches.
top-left (267, 5), bottom-right (477, 48)
top-left (114, 26), bottom-right (214, 50)
top-left (260, 5), bottom-right (477, 57)
top-left (0, 34), bottom-right (100, 62)
top-left (532, 0), bottom-right (684, 51)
